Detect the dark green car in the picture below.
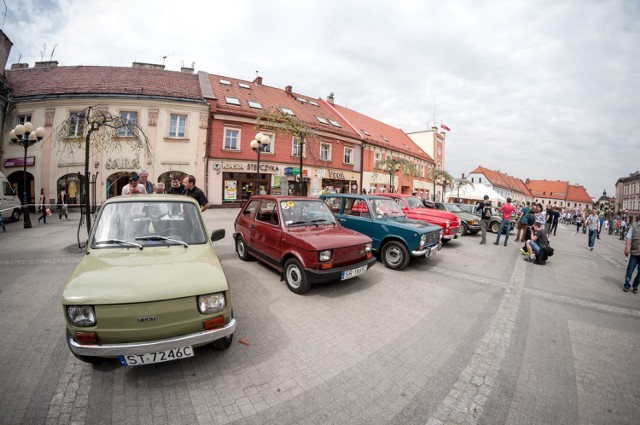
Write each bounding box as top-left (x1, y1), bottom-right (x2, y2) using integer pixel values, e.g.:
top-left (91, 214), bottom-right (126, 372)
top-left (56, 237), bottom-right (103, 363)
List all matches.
top-left (434, 202), bottom-right (481, 235)
top-left (320, 194), bottom-right (442, 270)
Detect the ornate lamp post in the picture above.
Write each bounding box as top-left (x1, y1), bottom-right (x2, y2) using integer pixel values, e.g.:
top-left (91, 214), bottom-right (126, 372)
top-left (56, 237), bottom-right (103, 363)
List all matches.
top-left (250, 132), bottom-right (270, 196)
top-left (9, 122), bottom-right (45, 229)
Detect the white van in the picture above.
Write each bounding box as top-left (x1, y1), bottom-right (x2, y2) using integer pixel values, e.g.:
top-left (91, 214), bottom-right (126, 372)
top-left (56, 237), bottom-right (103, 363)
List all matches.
top-left (0, 171), bottom-right (22, 222)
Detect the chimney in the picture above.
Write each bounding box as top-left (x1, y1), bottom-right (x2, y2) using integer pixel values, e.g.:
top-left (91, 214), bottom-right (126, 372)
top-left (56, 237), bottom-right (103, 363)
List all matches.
top-left (285, 85), bottom-right (293, 96)
top-left (461, 173), bottom-right (465, 179)
top-left (34, 60), bottom-right (58, 69)
top-left (327, 92), bottom-right (334, 105)
top-left (180, 67), bottom-right (194, 74)
top-left (132, 61), bottom-right (165, 70)
top-left (253, 76), bottom-right (262, 86)
top-left (11, 63), bottom-right (29, 70)
top-left (431, 126), bottom-right (438, 132)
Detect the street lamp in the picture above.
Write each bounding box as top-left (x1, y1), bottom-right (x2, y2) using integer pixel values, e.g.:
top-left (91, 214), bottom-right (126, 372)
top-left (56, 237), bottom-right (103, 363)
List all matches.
top-left (250, 132), bottom-right (270, 196)
top-left (10, 122), bottom-right (45, 229)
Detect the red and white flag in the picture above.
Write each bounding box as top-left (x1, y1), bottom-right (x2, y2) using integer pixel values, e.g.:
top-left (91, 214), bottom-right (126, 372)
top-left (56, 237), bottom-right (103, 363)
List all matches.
top-left (440, 124), bottom-right (451, 131)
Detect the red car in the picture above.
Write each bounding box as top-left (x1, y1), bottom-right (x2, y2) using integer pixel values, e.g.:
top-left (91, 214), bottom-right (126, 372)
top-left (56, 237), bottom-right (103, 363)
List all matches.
top-left (378, 194), bottom-right (461, 244)
top-left (234, 196), bottom-right (376, 294)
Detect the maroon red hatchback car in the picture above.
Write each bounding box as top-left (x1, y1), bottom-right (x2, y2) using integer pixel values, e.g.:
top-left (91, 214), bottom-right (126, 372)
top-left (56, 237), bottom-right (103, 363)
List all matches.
top-left (234, 196), bottom-right (376, 294)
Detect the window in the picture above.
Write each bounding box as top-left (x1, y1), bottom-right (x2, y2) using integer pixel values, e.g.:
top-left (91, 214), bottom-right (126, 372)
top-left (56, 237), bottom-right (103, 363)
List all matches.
top-left (362, 129), bottom-right (370, 136)
top-left (225, 96), bottom-right (241, 106)
top-left (309, 101), bottom-right (319, 107)
top-left (328, 119), bottom-right (341, 128)
top-left (479, 178), bottom-right (482, 183)
top-left (257, 133), bottom-right (273, 154)
top-left (219, 79), bottom-right (231, 85)
top-left (224, 128), bottom-right (240, 150)
top-left (238, 83), bottom-right (250, 89)
top-left (17, 114), bottom-right (32, 125)
top-left (343, 147), bottom-right (353, 164)
top-left (248, 101), bottom-right (262, 109)
top-left (118, 111), bottom-right (138, 136)
top-left (374, 152), bottom-right (381, 163)
top-left (281, 108), bottom-right (295, 116)
top-left (169, 114), bottom-right (187, 138)
top-left (256, 201), bottom-right (279, 226)
top-left (297, 97), bottom-right (307, 103)
top-left (320, 143), bottom-right (331, 161)
top-left (292, 138), bottom-right (304, 157)
top-left (315, 116), bottom-right (329, 124)
top-left (68, 112), bottom-right (84, 137)
top-left (471, 177), bottom-right (474, 183)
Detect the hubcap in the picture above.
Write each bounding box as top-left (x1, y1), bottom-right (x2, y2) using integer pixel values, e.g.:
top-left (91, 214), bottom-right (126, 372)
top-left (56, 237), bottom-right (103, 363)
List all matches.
top-left (237, 240), bottom-right (245, 256)
top-left (386, 247), bottom-right (402, 265)
top-left (287, 265), bottom-right (301, 288)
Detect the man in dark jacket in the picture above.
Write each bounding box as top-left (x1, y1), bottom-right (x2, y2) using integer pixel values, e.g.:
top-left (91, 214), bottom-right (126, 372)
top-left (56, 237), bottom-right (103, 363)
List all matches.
top-left (476, 195), bottom-right (492, 245)
top-left (167, 174), bottom-right (185, 195)
top-left (525, 222), bottom-right (549, 265)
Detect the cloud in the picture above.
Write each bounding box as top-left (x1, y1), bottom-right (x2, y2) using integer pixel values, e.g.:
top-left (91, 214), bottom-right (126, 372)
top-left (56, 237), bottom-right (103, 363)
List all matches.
top-left (3, 0), bottom-right (639, 197)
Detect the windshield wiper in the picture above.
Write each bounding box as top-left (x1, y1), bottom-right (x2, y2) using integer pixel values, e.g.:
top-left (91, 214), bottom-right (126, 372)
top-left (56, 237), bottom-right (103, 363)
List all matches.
top-left (94, 239), bottom-right (143, 249)
top-left (288, 220), bottom-right (309, 226)
top-left (135, 235), bottom-right (188, 248)
top-left (310, 219), bottom-right (335, 225)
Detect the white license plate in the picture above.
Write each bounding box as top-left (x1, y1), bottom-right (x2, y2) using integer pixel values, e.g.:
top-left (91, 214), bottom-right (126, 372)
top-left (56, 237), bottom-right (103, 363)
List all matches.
top-left (118, 346), bottom-right (193, 366)
top-left (341, 265), bottom-right (368, 280)
top-left (427, 246), bottom-right (438, 257)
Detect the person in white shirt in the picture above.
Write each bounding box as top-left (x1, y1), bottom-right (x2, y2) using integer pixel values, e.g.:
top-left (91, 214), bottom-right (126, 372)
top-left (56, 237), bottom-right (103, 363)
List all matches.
top-left (121, 173), bottom-right (147, 195)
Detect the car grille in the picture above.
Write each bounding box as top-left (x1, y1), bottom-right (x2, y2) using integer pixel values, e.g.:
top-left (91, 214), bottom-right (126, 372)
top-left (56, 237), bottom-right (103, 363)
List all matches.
top-left (331, 244), bottom-right (369, 268)
top-left (425, 230), bottom-right (440, 246)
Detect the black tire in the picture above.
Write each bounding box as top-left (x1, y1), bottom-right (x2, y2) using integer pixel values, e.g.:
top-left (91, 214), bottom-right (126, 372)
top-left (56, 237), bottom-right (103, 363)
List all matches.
top-left (470, 230), bottom-right (480, 235)
top-left (66, 329), bottom-right (107, 365)
top-left (11, 209), bottom-right (20, 222)
top-left (381, 240), bottom-right (410, 270)
top-left (490, 221), bottom-right (500, 233)
top-left (283, 258), bottom-right (311, 294)
top-left (212, 334), bottom-right (233, 350)
top-left (442, 239), bottom-right (450, 245)
top-left (236, 237), bottom-right (252, 261)
top-left (460, 222), bottom-right (469, 235)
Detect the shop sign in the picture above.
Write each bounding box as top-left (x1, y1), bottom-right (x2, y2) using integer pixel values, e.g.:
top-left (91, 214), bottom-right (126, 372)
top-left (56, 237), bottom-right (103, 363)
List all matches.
top-left (223, 162), bottom-right (280, 173)
top-left (106, 158), bottom-right (140, 170)
top-left (224, 180), bottom-right (237, 201)
top-left (4, 157), bottom-right (35, 167)
top-left (329, 170), bottom-right (346, 180)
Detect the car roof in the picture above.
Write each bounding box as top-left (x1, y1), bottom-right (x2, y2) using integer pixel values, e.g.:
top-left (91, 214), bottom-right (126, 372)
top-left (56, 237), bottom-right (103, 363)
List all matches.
top-left (104, 194), bottom-right (200, 206)
top-left (321, 193), bottom-right (391, 200)
top-left (249, 196), bottom-right (324, 202)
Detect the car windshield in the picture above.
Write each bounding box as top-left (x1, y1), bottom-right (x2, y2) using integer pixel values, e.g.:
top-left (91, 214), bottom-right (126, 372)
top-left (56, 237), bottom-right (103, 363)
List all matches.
top-left (91, 200), bottom-right (207, 248)
top-left (281, 200), bottom-right (337, 227)
top-left (370, 198), bottom-right (405, 218)
top-left (445, 204), bottom-right (462, 213)
top-left (457, 204), bottom-right (474, 213)
top-left (405, 196), bottom-right (425, 208)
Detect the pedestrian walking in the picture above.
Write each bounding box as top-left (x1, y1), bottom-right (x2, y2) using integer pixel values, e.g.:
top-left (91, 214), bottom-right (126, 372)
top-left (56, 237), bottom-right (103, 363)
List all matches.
top-left (494, 197), bottom-right (516, 246)
top-left (550, 207), bottom-right (560, 236)
top-left (37, 188), bottom-right (48, 224)
top-left (586, 210), bottom-right (600, 251)
top-left (476, 195), bottom-right (492, 244)
top-left (575, 213), bottom-right (582, 232)
top-left (623, 216), bottom-right (640, 293)
top-left (58, 187), bottom-right (69, 219)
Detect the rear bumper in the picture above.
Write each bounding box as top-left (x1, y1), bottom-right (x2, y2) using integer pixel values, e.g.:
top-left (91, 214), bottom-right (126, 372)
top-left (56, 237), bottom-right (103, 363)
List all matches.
top-left (68, 318), bottom-right (236, 357)
top-left (305, 256), bottom-right (376, 284)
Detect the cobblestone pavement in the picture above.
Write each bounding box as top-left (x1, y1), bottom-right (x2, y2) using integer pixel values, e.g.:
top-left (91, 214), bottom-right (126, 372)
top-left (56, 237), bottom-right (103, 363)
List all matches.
top-left (0, 211), bottom-right (638, 424)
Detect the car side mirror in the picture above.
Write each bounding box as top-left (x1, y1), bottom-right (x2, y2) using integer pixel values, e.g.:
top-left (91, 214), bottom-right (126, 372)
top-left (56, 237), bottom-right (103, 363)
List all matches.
top-left (211, 229), bottom-right (225, 242)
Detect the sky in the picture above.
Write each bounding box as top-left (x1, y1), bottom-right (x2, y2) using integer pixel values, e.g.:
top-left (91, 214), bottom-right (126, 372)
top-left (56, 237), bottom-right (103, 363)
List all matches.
top-left (3, 0), bottom-right (639, 198)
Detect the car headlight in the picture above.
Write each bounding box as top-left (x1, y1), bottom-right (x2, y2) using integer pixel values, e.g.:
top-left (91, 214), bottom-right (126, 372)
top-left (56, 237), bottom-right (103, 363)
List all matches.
top-left (198, 293), bottom-right (226, 314)
top-left (67, 306), bottom-right (96, 327)
top-left (365, 242), bottom-right (372, 253)
top-left (445, 219), bottom-right (450, 229)
top-left (319, 250), bottom-right (332, 262)
top-left (420, 234), bottom-right (427, 243)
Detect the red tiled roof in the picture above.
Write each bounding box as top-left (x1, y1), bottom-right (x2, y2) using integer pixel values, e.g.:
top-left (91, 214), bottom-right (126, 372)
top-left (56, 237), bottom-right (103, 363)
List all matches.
top-left (207, 74), bottom-right (360, 140)
top-left (526, 180), bottom-right (570, 200)
top-left (470, 166), bottom-right (531, 196)
top-left (6, 66), bottom-right (204, 100)
top-left (330, 103), bottom-right (434, 162)
top-left (566, 184), bottom-right (593, 203)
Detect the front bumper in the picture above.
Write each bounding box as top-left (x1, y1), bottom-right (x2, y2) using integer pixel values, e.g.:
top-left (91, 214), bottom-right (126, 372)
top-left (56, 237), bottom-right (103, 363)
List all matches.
top-left (304, 256), bottom-right (377, 285)
top-left (411, 242), bottom-right (442, 257)
top-left (67, 318), bottom-right (236, 357)
top-left (443, 226), bottom-right (460, 240)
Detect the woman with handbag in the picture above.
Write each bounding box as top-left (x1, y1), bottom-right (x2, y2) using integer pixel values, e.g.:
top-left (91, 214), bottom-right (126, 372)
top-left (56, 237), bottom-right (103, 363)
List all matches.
top-left (37, 188), bottom-right (48, 224)
top-left (58, 188), bottom-right (68, 219)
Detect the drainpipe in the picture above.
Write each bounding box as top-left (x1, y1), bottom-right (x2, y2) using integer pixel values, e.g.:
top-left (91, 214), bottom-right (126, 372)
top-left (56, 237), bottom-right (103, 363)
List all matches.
top-left (359, 140), bottom-right (366, 193)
